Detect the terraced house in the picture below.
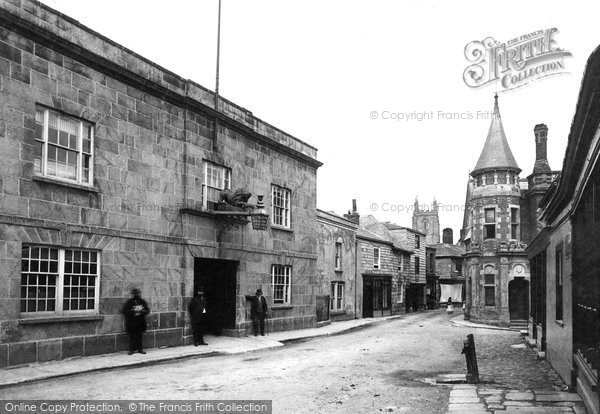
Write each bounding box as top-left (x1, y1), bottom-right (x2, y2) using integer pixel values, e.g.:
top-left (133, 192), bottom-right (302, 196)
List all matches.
top-left (0, 0), bottom-right (321, 367)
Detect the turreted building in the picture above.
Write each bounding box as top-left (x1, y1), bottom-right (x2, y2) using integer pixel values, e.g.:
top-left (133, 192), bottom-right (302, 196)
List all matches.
top-left (460, 95), bottom-right (531, 327)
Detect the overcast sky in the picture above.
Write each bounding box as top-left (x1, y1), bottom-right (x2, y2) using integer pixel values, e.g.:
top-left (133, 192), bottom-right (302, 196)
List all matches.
top-left (41, 0), bottom-right (600, 238)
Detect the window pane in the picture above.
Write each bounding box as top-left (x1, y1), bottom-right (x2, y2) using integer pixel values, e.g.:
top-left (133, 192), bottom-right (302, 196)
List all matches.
top-left (485, 209), bottom-right (495, 223)
top-left (59, 130), bottom-right (69, 147)
top-left (20, 271), bottom-right (57, 313)
top-left (48, 128), bottom-right (58, 144)
top-left (485, 286), bottom-right (495, 306)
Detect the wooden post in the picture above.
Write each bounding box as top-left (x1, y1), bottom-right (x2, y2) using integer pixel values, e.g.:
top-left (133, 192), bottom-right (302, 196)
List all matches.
top-left (461, 333), bottom-right (480, 384)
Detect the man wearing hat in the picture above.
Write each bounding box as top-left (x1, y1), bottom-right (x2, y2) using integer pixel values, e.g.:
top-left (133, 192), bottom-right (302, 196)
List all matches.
top-left (188, 287), bottom-right (208, 346)
top-left (122, 288), bottom-right (150, 354)
top-left (244, 288), bottom-right (269, 336)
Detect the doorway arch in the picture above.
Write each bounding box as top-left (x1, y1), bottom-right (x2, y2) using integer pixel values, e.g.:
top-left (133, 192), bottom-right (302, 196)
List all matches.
top-left (509, 278), bottom-right (529, 321)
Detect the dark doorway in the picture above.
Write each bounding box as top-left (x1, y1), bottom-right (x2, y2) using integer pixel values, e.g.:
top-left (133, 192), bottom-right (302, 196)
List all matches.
top-left (194, 258), bottom-right (238, 335)
top-left (509, 277), bottom-right (529, 321)
top-left (363, 277), bottom-right (374, 318)
top-left (316, 295), bottom-right (330, 322)
top-left (363, 275), bottom-right (391, 317)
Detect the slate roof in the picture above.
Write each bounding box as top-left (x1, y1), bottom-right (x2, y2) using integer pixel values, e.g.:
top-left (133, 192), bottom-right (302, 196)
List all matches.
top-left (358, 216), bottom-right (412, 252)
top-left (431, 243), bottom-right (465, 257)
top-left (472, 95), bottom-right (521, 174)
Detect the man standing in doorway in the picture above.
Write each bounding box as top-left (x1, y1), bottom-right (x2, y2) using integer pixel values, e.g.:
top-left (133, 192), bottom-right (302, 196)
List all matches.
top-left (188, 287), bottom-right (208, 346)
top-left (245, 288), bottom-right (269, 336)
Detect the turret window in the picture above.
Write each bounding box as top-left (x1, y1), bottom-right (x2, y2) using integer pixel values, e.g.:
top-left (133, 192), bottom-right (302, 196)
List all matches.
top-left (510, 208), bottom-right (520, 239)
top-left (497, 172), bottom-right (507, 184)
top-left (484, 208), bottom-right (496, 239)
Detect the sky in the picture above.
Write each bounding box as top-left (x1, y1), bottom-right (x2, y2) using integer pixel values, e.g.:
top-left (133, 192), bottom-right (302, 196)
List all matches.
top-left (40, 0), bottom-right (600, 238)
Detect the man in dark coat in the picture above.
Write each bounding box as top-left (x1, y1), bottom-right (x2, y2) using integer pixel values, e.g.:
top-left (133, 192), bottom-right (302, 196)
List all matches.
top-left (244, 288), bottom-right (269, 336)
top-left (122, 288), bottom-right (150, 354)
top-left (188, 288), bottom-right (208, 346)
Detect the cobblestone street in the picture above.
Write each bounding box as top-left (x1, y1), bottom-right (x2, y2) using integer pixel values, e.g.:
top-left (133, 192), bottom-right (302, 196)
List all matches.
top-left (446, 321), bottom-right (585, 413)
top-left (472, 331), bottom-right (566, 390)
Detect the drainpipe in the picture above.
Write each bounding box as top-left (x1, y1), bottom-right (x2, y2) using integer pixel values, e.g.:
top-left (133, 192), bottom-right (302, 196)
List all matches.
top-left (354, 236), bottom-right (358, 319)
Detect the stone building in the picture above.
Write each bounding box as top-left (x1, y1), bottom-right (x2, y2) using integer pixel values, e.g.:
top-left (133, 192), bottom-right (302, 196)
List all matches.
top-left (0, 0), bottom-right (321, 367)
top-left (383, 223), bottom-right (427, 312)
top-left (353, 213), bottom-right (413, 317)
top-left (315, 209), bottom-right (358, 323)
top-left (412, 198), bottom-right (440, 245)
top-left (460, 95), bottom-right (530, 327)
top-left (431, 243), bottom-right (465, 306)
top-left (527, 46), bottom-right (600, 414)
top-left (425, 246), bottom-right (437, 309)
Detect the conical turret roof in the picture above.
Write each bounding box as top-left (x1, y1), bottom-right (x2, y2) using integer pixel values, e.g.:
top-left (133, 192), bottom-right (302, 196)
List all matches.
top-left (472, 95), bottom-right (521, 175)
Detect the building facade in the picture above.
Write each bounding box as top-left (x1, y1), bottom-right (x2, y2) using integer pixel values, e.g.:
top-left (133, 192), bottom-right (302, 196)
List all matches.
top-left (528, 45), bottom-right (600, 414)
top-left (0, 0), bottom-right (321, 367)
top-left (315, 209), bottom-right (358, 323)
top-left (461, 95), bottom-right (530, 327)
top-left (432, 243), bottom-right (465, 306)
top-left (425, 246), bottom-right (437, 309)
top-left (353, 213), bottom-right (415, 317)
top-left (383, 223), bottom-right (427, 312)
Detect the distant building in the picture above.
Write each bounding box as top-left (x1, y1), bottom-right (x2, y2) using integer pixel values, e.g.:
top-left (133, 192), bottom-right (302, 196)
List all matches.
top-left (425, 246), bottom-right (437, 309)
top-left (412, 198), bottom-right (440, 245)
top-left (315, 209), bottom-right (358, 323)
top-left (355, 216), bottom-right (408, 317)
top-left (382, 223), bottom-right (427, 312)
top-left (431, 243), bottom-right (465, 306)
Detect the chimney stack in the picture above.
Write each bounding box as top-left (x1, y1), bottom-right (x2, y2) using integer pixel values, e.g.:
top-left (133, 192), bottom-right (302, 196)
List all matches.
top-left (534, 124), bottom-right (548, 161)
top-left (443, 228), bottom-right (454, 244)
top-left (344, 199), bottom-right (360, 224)
top-left (533, 124), bottom-right (552, 174)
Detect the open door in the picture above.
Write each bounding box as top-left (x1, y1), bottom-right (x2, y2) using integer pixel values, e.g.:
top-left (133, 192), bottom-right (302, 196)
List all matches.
top-left (194, 258), bottom-right (238, 335)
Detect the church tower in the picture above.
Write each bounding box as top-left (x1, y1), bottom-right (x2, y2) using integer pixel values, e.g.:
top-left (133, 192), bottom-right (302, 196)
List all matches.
top-left (412, 197), bottom-right (440, 245)
top-left (461, 95), bottom-right (530, 327)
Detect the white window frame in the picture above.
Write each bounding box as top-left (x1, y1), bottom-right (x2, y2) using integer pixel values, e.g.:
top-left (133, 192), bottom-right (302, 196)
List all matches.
top-left (271, 185), bottom-right (291, 228)
top-left (271, 264), bottom-right (291, 305)
top-left (20, 246), bottom-right (100, 316)
top-left (373, 247), bottom-right (381, 269)
top-left (483, 207), bottom-right (497, 239)
top-left (202, 161), bottom-right (231, 210)
top-left (330, 281), bottom-right (344, 311)
top-left (34, 106), bottom-right (94, 186)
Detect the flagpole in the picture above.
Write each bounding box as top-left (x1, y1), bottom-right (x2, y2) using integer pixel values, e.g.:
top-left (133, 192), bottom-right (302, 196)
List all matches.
top-left (215, 0), bottom-right (222, 107)
top-left (214, 0), bottom-right (222, 147)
